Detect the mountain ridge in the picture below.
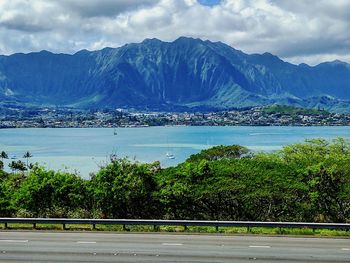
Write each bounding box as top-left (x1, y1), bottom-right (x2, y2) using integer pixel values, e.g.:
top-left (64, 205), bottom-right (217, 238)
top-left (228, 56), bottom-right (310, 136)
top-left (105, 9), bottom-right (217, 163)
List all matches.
top-left (1, 37), bottom-right (350, 112)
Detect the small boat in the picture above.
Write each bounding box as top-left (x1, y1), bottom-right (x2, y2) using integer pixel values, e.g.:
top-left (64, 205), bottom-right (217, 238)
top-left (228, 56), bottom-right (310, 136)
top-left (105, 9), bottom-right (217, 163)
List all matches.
top-left (11, 154), bottom-right (17, 159)
top-left (166, 152), bottom-right (175, 159)
top-left (113, 128), bottom-right (117, 135)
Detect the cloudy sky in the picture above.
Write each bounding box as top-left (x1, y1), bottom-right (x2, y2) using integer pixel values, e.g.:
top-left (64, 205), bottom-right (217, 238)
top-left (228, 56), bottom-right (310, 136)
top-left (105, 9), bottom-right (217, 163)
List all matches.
top-left (0, 0), bottom-right (349, 65)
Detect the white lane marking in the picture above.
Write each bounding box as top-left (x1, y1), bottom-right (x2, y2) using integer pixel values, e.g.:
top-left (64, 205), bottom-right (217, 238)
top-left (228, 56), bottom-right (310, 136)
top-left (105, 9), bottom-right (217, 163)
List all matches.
top-left (342, 248), bottom-right (350, 251)
top-left (77, 241), bottom-right (97, 244)
top-left (162, 243), bottom-right (183, 246)
top-left (0, 240), bottom-right (28, 243)
top-left (249, 245), bottom-right (271, 248)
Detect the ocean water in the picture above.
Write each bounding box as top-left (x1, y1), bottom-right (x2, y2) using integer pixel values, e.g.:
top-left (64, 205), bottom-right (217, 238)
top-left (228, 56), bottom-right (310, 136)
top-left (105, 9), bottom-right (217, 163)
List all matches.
top-left (0, 126), bottom-right (349, 178)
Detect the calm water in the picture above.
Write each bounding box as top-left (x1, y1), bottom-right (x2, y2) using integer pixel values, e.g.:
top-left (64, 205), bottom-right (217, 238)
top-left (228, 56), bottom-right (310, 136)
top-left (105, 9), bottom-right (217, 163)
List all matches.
top-left (0, 126), bottom-right (349, 178)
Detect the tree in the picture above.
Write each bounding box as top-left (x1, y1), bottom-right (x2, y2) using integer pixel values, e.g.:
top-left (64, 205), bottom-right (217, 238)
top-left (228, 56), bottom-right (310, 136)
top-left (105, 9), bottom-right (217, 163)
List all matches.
top-left (278, 138), bottom-right (350, 222)
top-left (9, 160), bottom-right (27, 174)
top-left (1, 151), bottom-right (8, 162)
top-left (90, 159), bottom-right (160, 219)
top-left (13, 166), bottom-right (88, 217)
top-left (0, 167), bottom-right (21, 216)
top-left (23, 151), bottom-right (33, 169)
top-left (186, 145), bottom-right (249, 163)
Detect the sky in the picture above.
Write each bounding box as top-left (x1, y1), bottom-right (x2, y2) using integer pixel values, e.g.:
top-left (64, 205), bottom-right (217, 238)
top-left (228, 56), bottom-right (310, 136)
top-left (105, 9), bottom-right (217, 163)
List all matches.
top-left (0, 0), bottom-right (349, 65)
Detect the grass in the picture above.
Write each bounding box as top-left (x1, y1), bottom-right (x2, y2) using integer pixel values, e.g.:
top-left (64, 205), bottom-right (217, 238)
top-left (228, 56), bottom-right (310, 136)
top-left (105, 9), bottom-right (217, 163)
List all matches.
top-left (1, 223), bottom-right (350, 237)
top-left (262, 105), bottom-right (329, 116)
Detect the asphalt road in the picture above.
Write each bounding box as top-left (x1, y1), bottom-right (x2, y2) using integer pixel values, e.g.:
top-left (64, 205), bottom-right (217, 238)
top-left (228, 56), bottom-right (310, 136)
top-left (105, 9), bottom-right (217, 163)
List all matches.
top-left (0, 231), bottom-right (349, 262)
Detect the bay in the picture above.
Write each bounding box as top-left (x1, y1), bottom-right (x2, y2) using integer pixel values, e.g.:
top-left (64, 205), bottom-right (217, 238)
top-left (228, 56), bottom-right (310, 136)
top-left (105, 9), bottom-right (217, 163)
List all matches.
top-left (0, 126), bottom-right (349, 178)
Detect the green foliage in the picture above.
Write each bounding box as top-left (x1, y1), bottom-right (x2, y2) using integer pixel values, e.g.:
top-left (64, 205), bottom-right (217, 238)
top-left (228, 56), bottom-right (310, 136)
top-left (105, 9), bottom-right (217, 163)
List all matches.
top-left (23, 151), bottom-right (33, 169)
top-left (9, 160), bottom-right (27, 173)
top-left (186, 145), bottom-right (249, 162)
top-left (13, 166), bottom-right (88, 217)
top-left (0, 151), bottom-right (8, 160)
top-left (89, 159), bottom-right (160, 219)
top-left (157, 138), bottom-right (350, 222)
top-left (262, 104), bottom-right (329, 115)
top-left (23, 151), bottom-right (33, 158)
top-left (277, 137), bottom-right (350, 222)
top-left (0, 172), bottom-right (24, 216)
top-left (0, 139), bottom-right (350, 222)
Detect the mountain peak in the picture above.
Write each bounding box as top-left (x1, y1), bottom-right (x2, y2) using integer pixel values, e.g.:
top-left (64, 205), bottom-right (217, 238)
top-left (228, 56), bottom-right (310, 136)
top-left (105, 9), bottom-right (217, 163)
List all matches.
top-left (316, 59), bottom-right (349, 68)
top-left (261, 52), bottom-right (283, 61)
top-left (174, 36), bottom-right (203, 43)
top-left (32, 50), bottom-right (54, 56)
top-left (298, 63), bottom-right (310, 68)
top-left (141, 38), bottom-right (162, 44)
top-left (74, 49), bottom-right (90, 55)
top-left (329, 59), bottom-right (348, 66)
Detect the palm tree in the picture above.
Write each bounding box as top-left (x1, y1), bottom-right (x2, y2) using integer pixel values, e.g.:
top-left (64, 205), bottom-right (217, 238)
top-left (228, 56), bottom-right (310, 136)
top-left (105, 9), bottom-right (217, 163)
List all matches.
top-left (0, 151), bottom-right (8, 171)
top-left (9, 160), bottom-right (27, 174)
top-left (1, 151), bottom-right (8, 161)
top-left (23, 151), bottom-right (33, 169)
top-left (8, 161), bottom-right (17, 173)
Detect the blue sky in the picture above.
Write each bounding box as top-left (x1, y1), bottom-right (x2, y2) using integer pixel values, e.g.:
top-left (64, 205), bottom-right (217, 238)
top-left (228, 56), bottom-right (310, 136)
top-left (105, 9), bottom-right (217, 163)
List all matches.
top-left (0, 0), bottom-right (349, 65)
top-left (198, 0), bottom-right (221, 6)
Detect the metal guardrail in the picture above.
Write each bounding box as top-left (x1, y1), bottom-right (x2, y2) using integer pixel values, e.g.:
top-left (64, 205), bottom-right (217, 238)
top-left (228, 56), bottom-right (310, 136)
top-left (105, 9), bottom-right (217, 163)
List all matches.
top-left (0, 218), bottom-right (350, 231)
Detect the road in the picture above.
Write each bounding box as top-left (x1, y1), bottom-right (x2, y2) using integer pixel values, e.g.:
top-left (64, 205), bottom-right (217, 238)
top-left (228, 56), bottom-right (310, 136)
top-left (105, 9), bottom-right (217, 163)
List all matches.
top-left (0, 231), bottom-right (349, 262)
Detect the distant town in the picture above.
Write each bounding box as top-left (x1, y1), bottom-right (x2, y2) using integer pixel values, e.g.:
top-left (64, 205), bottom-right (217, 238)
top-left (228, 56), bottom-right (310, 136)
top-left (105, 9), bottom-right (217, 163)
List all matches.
top-left (1, 105), bottom-right (350, 128)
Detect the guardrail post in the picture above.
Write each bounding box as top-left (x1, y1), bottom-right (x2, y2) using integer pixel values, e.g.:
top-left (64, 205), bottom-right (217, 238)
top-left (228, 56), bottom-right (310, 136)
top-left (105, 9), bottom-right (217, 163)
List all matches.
top-left (33, 223), bottom-right (36, 230)
top-left (63, 223), bottom-right (67, 230)
top-left (92, 224), bottom-right (96, 230)
top-left (247, 226), bottom-right (250, 233)
top-left (153, 225), bottom-right (159, 232)
top-left (184, 225), bottom-right (188, 231)
top-left (4, 222), bottom-right (8, 229)
top-left (215, 226), bottom-right (219, 232)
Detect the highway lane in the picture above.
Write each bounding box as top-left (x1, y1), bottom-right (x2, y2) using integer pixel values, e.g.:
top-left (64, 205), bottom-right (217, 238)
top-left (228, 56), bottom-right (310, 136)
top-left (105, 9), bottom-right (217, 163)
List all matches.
top-left (0, 231), bottom-right (349, 262)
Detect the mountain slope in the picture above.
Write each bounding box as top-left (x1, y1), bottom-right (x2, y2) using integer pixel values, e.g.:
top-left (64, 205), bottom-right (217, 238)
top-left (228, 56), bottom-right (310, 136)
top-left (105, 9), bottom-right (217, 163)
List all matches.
top-left (0, 37), bottom-right (350, 112)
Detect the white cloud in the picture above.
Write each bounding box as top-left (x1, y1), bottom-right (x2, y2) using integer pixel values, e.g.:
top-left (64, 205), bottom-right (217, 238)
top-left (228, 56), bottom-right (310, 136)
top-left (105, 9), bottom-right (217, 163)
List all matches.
top-left (0, 0), bottom-right (349, 65)
top-left (57, 0), bottom-right (158, 18)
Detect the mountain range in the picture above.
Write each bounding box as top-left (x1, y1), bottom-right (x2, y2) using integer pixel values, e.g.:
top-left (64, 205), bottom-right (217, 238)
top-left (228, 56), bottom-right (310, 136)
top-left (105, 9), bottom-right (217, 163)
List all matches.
top-left (1, 37), bottom-right (350, 112)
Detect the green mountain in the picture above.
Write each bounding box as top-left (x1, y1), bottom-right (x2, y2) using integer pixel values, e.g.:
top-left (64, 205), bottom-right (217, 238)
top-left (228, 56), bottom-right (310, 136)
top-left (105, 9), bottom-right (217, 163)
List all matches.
top-left (1, 37), bottom-right (350, 112)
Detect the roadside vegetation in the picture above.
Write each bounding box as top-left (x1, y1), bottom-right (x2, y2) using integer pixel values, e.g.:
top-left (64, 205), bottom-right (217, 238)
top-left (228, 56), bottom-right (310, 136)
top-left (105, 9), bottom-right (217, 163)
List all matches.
top-left (1, 138), bottom-right (350, 226)
top-left (1, 222), bottom-right (350, 237)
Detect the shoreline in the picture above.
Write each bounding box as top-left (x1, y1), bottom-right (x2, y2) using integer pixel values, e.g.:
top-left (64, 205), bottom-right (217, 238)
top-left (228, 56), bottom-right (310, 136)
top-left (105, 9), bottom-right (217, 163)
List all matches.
top-left (1, 123), bottom-right (350, 129)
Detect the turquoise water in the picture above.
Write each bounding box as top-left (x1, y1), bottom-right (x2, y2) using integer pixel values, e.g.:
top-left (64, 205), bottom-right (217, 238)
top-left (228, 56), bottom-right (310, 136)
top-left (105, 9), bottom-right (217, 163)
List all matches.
top-left (0, 126), bottom-right (349, 178)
